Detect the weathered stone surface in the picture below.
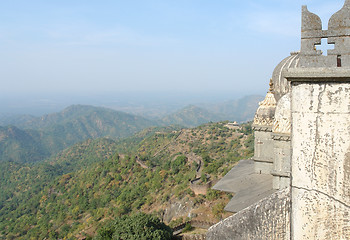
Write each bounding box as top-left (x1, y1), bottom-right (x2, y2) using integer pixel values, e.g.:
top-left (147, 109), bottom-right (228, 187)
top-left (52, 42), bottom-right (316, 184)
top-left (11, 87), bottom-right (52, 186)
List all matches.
top-left (292, 188), bottom-right (350, 239)
top-left (290, 82), bottom-right (350, 239)
top-left (284, 68), bottom-right (350, 80)
top-left (206, 188), bottom-right (290, 240)
top-left (272, 93), bottom-right (291, 135)
top-left (253, 91), bottom-right (276, 127)
top-left (272, 134), bottom-right (291, 190)
top-left (254, 130), bottom-right (274, 169)
top-left (253, 91), bottom-right (275, 175)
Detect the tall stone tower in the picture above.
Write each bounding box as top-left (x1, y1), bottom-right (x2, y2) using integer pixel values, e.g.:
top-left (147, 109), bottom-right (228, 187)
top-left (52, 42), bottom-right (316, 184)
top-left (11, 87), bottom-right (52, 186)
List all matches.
top-left (285, 1), bottom-right (350, 239)
top-left (207, 1), bottom-right (350, 239)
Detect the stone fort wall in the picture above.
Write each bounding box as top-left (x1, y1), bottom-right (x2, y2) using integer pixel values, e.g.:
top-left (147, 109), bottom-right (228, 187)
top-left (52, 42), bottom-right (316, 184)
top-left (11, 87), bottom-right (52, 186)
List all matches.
top-left (207, 188), bottom-right (290, 240)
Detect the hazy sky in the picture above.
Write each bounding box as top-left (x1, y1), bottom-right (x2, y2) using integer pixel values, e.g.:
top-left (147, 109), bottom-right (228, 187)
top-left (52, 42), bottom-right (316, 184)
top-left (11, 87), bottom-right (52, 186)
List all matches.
top-left (0, 0), bottom-right (345, 98)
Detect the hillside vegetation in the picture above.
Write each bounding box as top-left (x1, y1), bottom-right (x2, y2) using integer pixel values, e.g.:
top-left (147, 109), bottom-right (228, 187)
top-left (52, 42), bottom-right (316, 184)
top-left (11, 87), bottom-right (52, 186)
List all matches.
top-left (0, 121), bottom-right (253, 239)
top-left (0, 97), bottom-right (260, 164)
top-left (0, 105), bottom-right (156, 163)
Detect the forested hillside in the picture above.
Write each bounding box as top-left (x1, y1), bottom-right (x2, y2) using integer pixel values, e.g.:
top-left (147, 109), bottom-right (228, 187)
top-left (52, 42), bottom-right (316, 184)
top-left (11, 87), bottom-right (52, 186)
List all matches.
top-left (0, 98), bottom-right (260, 164)
top-left (0, 121), bottom-right (254, 239)
top-left (0, 105), bottom-right (157, 163)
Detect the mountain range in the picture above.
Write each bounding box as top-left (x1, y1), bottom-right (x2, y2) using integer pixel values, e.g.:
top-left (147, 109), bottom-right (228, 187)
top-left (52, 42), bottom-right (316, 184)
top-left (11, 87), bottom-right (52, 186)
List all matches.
top-left (0, 95), bottom-right (261, 164)
top-left (0, 105), bottom-right (155, 163)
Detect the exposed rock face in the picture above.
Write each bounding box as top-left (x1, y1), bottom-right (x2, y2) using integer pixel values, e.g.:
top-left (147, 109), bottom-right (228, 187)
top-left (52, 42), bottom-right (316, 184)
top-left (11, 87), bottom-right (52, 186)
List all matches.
top-left (162, 198), bottom-right (194, 223)
top-left (207, 188), bottom-right (290, 240)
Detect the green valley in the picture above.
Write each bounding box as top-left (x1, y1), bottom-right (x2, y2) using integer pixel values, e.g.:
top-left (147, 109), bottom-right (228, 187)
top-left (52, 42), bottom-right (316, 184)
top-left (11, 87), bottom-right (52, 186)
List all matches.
top-left (0, 121), bottom-right (254, 239)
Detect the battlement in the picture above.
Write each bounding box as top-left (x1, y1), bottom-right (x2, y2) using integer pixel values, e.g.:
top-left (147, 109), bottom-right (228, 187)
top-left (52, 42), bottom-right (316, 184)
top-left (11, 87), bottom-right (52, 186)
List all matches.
top-left (300, 1), bottom-right (350, 67)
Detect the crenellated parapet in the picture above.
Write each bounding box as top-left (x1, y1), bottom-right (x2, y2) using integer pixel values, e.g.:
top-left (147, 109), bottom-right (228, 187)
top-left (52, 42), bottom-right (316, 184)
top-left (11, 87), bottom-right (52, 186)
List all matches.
top-left (300, 0), bottom-right (350, 67)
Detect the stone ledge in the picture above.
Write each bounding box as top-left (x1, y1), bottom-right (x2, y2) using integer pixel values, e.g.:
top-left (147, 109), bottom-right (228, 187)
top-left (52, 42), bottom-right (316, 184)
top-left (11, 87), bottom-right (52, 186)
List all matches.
top-left (271, 170), bottom-right (290, 178)
top-left (254, 158), bottom-right (274, 163)
top-left (284, 68), bottom-right (350, 82)
top-left (272, 133), bottom-right (291, 141)
top-left (252, 125), bottom-right (272, 132)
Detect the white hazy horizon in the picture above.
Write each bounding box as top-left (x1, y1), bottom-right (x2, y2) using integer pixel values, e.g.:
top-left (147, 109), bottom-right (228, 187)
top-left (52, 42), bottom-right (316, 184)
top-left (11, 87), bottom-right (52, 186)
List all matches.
top-left (0, 0), bottom-right (344, 112)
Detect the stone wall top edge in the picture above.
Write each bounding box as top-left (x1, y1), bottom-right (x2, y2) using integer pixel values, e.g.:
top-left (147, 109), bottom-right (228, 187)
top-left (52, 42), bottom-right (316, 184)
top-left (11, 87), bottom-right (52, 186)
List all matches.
top-left (272, 132), bottom-right (291, 138)
top-left (284, 68), bottom-right (350, 81)
top-left (253, 158), bottom-right (274, 163)
top-left (271, 170), bottom-right (290, 178)
top-left (301, 30), bottom-right (350, 39)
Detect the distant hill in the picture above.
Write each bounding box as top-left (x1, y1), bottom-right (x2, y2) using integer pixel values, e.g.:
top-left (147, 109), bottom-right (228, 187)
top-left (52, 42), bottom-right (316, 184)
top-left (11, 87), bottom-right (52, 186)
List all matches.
top-left (0, 105), bottom-right (157, 163)
top-left (5, 105), bottom-right (156, 132)
top-left (0, 114), bottom-right (37, 127)
top-left (0, 126), bottom-right (49, 163)
top-left (160, 105), bottom-right (222, 127)
top-left (198, 95), bottom-right (264, 123)
top-left (159, 95), bottom-right (263, 127)
top-left (0, 96), bottom-right (262, 162)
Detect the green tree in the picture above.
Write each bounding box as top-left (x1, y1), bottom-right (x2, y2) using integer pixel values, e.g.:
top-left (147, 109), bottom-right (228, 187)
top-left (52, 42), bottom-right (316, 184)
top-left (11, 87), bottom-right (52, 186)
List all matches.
top-left (94, 213), bottom-right (172, 240)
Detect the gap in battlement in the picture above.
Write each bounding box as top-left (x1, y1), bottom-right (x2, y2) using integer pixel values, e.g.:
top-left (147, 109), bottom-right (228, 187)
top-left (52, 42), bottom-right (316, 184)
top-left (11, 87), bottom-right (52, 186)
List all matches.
top-left (315, 38), bottom-right (334, 56)
top-left (306, 2), bottom-right (343, 30)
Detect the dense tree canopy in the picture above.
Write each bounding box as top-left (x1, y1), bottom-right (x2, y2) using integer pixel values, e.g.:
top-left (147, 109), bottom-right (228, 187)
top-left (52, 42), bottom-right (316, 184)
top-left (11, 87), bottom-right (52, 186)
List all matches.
top-left (94, 213), bottom-right (172, 240)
